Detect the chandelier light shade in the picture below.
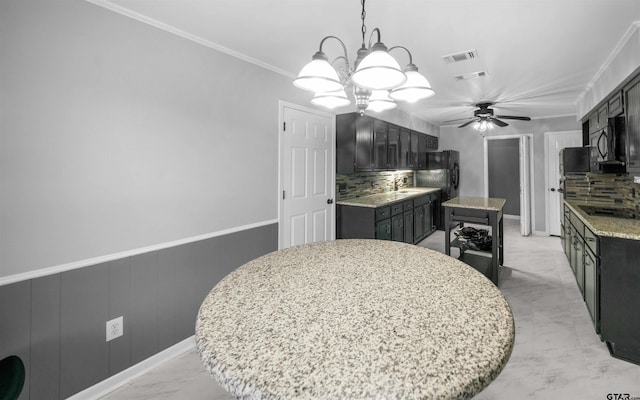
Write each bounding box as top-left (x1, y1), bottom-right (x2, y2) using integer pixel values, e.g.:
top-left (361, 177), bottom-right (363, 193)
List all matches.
top-left (351, 43), bottom-right (406, 90)
top-left (366, 90), bottom-right (397, 112)
top-left (311, 88), bottom-right (351, 109)
top-left (389, 64), bottom-right (435, 103)
top-left (293, 52), bottom-right (343, 93)
top-left (292, 0), bottom-right (434, 114)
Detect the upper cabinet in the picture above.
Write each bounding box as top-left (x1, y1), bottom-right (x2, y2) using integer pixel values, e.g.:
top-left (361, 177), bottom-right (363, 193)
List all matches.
top-left (608, 91), bottom-right (624, 117)
top-left (624, 74), bottom-right (640, 174)
top-left (588, 104), bottom-right (609, 134)
top-left (336, 113), bottom-right (438, 174)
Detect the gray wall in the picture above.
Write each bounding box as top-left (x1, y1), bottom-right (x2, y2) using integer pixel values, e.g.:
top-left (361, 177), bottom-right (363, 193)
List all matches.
top-left (438, 115), bottom-right (580, 233)
top-left (487, 139), bottom-right (520, 215)
top-left (0, 1), bottom-right (293, 398)
top-left (0, 0), bottom-right (309, 277)
top-left (0, 224), bottom-right (277, 399)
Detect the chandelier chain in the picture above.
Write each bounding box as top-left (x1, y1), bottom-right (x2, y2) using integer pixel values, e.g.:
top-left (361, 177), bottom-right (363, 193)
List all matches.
top-left (360, 0), bottom-right (367, 45)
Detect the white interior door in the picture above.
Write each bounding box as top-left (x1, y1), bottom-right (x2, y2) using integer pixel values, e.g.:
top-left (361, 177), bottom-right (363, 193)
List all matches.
top-left (545, 131), bottom-right (582, 236)
top-left (279, 103), bottom-right (335, 249)
top-left (519, 135), bottom-right (531, 236)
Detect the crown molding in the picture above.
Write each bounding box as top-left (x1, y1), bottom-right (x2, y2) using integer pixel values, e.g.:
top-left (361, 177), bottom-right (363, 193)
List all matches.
top-left (85, 0), bottom-right (296, 79)
top-left (575, 20), bottom-right (640, 104)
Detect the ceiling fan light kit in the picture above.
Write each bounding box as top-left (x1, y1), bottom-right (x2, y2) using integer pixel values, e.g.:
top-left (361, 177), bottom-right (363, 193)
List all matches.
top-left (448, 103), bottom-right (531, 132)
top-left (293, 0), bottom-right (434, 114)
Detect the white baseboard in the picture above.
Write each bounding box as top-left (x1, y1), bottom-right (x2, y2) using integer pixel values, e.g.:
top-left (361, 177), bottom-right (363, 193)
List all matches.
top-left (67, 336), bottom-right (196, 400)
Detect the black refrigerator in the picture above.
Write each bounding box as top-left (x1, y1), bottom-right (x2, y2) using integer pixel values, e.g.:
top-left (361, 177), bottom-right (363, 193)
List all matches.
top-left (415, 150), bottom-right (460, 230)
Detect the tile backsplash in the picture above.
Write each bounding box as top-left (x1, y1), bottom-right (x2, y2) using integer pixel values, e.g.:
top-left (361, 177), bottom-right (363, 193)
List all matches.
top-left (337, 171), bottom-right (414, 201)
top-left (564, 173), bottom-right (640, 214)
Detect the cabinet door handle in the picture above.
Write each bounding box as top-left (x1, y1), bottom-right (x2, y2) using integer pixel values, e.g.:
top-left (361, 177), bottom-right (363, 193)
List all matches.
top-left (585, 237), bottom-right (595, 242)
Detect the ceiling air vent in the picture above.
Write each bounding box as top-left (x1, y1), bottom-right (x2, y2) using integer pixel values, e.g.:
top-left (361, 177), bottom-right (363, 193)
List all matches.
top-left (453, 71), bottom-right (487, 81)
top-left (441, 49), bottom-right (479, 64)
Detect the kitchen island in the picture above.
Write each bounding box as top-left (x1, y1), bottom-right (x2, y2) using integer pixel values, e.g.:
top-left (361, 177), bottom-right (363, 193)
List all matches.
top-left (196, 239), bottom-right (514, 399)
top-left (443, 196), bottom-right (506, 286)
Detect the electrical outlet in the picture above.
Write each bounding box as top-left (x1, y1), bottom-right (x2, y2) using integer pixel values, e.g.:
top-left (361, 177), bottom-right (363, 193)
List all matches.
top-left (106, 316), bottom-right (123, 342)
top-left (634, 176), bottom-right (640, 184)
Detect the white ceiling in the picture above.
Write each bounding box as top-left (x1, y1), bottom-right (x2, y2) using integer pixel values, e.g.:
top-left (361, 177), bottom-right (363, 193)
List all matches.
top-left (98, 0), bottom-right (640, 126)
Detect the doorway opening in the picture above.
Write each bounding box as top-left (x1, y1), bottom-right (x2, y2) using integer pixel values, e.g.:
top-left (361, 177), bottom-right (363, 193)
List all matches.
top-left (483, 134), bottom-right (534, 236)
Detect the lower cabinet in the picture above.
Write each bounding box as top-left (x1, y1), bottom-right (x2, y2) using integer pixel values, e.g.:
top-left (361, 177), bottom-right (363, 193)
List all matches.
top-left (391, 213), bottom-right (404, 242)
top-left (583, 245), bottom-right (599, 332)
top-left (375, 218), bottom-right (391, 240)
top-left (404, 210), bottom-right (414, 244)
top-left (337, 192), bottom-right (438, 244)
top-left (564, 204), bottom-right (597, 332)
top-left (564, 203), bottom-right (640, 364)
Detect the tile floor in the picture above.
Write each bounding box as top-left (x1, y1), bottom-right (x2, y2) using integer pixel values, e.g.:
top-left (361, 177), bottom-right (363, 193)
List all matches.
top-left (100, 219), bottom-right (640, 399)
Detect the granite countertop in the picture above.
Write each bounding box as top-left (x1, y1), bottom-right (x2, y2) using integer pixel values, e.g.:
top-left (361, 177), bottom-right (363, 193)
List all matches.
top-left (336, 187), bottom-right (441, 208)
top-left (565, 200), bottom-right (640, 240)
top-left (442, 196), bottom-right (506, 212)
top-left (196, 239), bottom-right (515, 400)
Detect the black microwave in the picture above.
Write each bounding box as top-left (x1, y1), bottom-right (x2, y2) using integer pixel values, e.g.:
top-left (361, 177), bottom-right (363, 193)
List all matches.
top-left (560, 147), bottom-right (590, 175)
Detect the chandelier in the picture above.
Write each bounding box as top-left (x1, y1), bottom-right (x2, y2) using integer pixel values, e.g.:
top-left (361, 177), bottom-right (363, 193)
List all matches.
top-left (293, 0), bottom-right (435, 114)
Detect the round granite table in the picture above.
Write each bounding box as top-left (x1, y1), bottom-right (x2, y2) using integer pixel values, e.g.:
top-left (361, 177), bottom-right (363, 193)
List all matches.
top-left (196, 239), bottom-right (514, 400)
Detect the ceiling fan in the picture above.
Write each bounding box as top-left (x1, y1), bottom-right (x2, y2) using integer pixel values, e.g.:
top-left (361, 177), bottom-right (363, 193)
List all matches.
top-left (446, 103), bottom-right (531, 130)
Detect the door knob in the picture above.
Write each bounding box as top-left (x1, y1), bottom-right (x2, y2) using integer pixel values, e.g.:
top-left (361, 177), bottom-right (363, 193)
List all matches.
top-left (327, 199), bottom-right (334, 204)
top-left (550, 188), bottom-right (556, 192)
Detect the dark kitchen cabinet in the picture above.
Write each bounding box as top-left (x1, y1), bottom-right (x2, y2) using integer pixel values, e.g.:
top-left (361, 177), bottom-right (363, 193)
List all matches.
top-left (426, 135), bottom-right (439, 150)
top-left (414, 193), bottom-right (436, 242)
top-left (387, 124), bottom-right (400, 169)
top-left (391, 213), bottom-right (404, 242)
top-left (569, 210), bottom-right (585, 296)
top-left (337, 113), bottom-right (372, 174)
top-left (584, 242), bottom-right (599, 332)
top-left (624, 74), bottom-right (640, 175)
top-left (337, 112), bottom-right (438, 173)
top-left (414, 204), bottom-right (425, 240)
top-left (375, 218), bottom-right (391, 241)
top-left (417, 135), bottom-right (427, 169)
top-left (372, 120), bottom-right (388, 170)
top-left (563, 206), bottom-right (572, 260)
top-left (337, 192), bottom-right (439, 244)
top-left (409, 132), bottom-right (419, 168)
top-left (608, 90), bottom-right (624, 117)
top-left (399, 128), bottom-right (410, 169)
top-left (404, 211), bottom-right (414, 244)
top-left (564, 205), bottom-right (600, 333)
top-left (599, 235), bottom-right (640, 364)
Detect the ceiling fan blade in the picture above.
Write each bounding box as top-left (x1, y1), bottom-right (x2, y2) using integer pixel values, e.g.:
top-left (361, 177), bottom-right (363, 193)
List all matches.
top-left (491, 118), bottom-right (509, 127)
top-left (458, 119), bottom-right (477, 128)
top-left (496, 115), bottom-right (531, 121)
top-left (444, 117), bottom-right (473, 123)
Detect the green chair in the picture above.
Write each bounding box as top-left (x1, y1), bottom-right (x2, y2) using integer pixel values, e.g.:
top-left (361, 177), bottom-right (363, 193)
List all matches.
top-left (0, 355), bottom-right (25, 400)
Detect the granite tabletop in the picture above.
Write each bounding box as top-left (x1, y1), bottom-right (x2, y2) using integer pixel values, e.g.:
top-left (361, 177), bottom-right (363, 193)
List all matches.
top-left (195, 239), bottom-right (515, 400)
top-left (442, 196), bottom-right (506, 212)
top-left (565, 200), bottom-right (640, 241)
top-left (336, 187), bottom-right (441, 208)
